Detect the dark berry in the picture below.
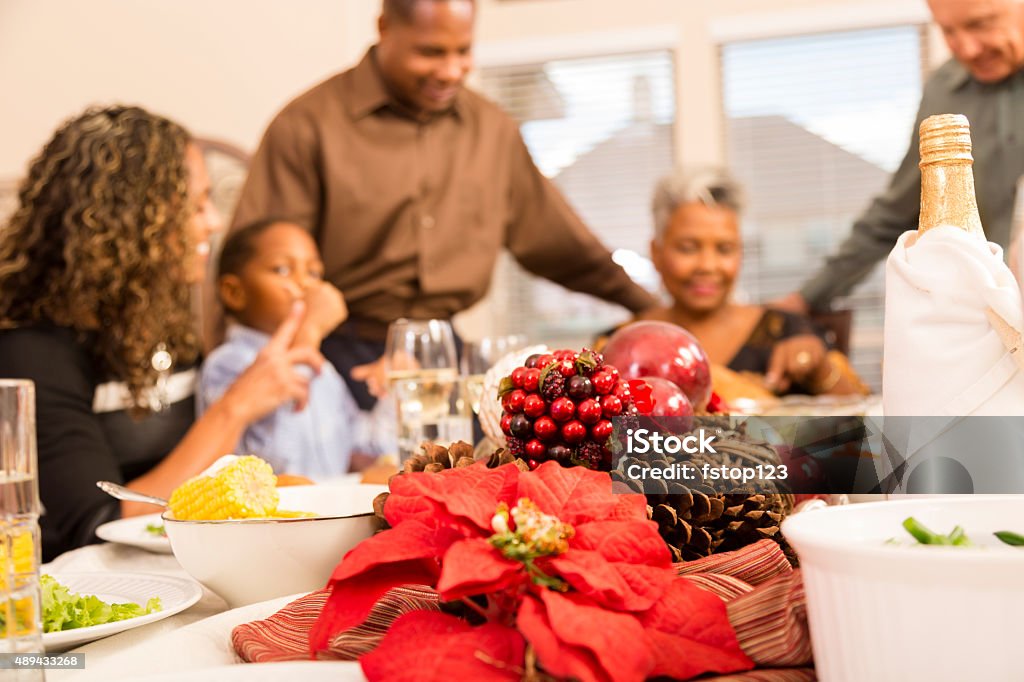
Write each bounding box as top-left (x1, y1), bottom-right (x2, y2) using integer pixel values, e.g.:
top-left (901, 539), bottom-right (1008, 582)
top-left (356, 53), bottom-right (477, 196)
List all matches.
top-left (561, 420), bottom-right (587, 444)
top-left (566, 375), bottom-right (594, 401)
top-left (577, 398), bottom-right (602, 425)
top-left (547, 444), bottom-right (572, 464)
top-left (541, 372), bottom-right (566, 402)
top-left (534, 416), bottom-right (558, 441)
top-left (550, 397), bottom-right (576, 422)
top-left (591, 419), bottom-right (614, 441)
top-left (591, 371), bottom-right (615, 395)
top-left (522, 368), bottom-right (541, 392)
top-left (510, 367), bottom-right (528, 388)
top-left (507, 437), bottom-right (525, 457)
top-left (510, 413), bottom-right (533, 439)
top-left (527, 459), bottom-right (541, 471)
top-left (576, 442), bottom-right (606, 470)
top-left (523, 394), bottom-right (546, 418)
top-left (600, 394), bottom-right (623, 417)
top-left (525, 439), bottom-right (547, 458)
top-left (500, 413), bottom-right (513, 436)
top-left (525, 354), bottom-right (543, 369)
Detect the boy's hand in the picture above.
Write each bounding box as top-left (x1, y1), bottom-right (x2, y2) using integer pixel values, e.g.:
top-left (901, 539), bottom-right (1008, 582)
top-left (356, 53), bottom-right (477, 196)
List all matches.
top-left (292, 281), bottom-right (348, 349)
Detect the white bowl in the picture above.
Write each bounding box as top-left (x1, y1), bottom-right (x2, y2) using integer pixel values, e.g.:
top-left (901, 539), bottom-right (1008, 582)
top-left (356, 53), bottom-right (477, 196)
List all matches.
top-left (783, 496), bottom-right (1024, 682)
top-left (163, 484), bottom-right (385, 607)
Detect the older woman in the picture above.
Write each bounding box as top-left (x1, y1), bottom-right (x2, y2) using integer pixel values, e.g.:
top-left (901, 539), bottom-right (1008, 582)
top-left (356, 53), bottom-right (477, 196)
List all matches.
top-left (0, 106), bottom-right (328, 559)
top-left (640, 168), bottom-right (866, 398)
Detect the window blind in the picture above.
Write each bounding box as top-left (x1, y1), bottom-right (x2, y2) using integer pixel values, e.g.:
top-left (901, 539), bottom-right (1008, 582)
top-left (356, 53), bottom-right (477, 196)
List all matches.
top-left (477, 51), bottom-right (675, 349)
top-left (721, 25), bottom-right (928, 391)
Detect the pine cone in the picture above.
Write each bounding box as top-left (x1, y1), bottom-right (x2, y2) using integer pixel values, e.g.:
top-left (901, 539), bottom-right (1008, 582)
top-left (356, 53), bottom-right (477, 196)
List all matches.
top-left (614, 430), bottom-right (798, 564)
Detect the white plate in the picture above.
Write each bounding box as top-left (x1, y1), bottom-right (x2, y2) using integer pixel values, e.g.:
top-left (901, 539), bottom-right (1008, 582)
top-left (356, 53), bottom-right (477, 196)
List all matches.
top-left (43, 572), bottom-right (203, 651)
top-left (96, 513), bottom-right (172, 554)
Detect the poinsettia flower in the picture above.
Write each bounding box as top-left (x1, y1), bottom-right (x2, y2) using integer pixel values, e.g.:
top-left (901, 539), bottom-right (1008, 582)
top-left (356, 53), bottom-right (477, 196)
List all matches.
top-left (309, 461), bottom-right (754, 682)
top-left (360, 611), bottom-right (525, 682)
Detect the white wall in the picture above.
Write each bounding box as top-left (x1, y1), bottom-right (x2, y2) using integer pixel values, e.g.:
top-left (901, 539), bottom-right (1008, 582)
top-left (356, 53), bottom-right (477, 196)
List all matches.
top-left (0, 0), bottom-right (374, 177)
top-left (1, 0), bottom-right (937, 180)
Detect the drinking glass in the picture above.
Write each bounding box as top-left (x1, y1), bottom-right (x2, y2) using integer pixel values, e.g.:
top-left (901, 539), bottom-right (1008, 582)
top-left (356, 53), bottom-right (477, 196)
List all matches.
top-left (459, 334), bottom-right (528, 415)
top-left (1, 380), bottom-right (44, 681)
top-left (385, 320), bottom-right (462, 462)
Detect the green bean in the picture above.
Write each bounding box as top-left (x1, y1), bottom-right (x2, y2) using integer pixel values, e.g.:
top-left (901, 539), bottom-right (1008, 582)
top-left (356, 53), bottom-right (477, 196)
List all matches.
top-left (902, 517), bottom-right (946, 545)
top-left (994, 530), bottom-right (1024, 546)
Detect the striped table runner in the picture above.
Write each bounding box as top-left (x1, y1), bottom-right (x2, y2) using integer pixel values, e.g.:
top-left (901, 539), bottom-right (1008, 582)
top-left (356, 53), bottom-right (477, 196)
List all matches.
top-left (232, 539), bottom-right (814, 680)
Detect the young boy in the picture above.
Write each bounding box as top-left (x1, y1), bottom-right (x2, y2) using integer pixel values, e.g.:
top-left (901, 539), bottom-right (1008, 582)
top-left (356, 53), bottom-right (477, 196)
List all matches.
top-left (198, 220), bottom-right (388, 477)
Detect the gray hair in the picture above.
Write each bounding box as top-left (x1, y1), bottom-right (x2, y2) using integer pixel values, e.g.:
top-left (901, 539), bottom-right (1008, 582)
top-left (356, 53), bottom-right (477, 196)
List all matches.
top-left (651, 167), bottom-right (745, 242)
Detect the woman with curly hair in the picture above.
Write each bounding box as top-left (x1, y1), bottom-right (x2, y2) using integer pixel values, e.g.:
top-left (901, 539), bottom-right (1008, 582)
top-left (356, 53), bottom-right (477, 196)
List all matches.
top-left (0, 106), bottom-right (326, 560)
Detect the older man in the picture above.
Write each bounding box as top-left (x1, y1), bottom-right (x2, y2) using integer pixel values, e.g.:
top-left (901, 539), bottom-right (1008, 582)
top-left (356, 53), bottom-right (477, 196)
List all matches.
top-left (231, 0), bottom-right (656, 406)
top-left (780, 0), bottom-right (1024, 314)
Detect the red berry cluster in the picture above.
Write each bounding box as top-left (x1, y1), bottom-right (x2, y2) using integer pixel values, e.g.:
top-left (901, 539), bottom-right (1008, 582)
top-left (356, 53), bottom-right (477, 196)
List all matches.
top-left (498, 349), bottom-right (638, 471)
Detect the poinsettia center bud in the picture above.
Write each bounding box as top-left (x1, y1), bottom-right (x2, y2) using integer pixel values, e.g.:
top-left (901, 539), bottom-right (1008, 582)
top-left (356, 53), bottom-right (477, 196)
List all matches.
top-left (489, 498), bottom-right (574, 561)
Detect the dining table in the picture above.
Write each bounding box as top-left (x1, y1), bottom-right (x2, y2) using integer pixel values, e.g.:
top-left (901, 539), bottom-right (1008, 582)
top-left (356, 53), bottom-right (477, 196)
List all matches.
top-left (40, 473), bottom-right (376, 682)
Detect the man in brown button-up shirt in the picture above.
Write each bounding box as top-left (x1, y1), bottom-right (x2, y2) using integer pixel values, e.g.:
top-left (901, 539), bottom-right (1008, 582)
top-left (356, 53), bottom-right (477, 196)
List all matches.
top-left (231, 0), bottom-right (656, 406)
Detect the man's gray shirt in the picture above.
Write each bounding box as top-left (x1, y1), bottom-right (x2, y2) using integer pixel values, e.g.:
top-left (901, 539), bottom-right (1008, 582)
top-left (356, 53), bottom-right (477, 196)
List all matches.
top-left (802, 59), bottom-right (1024, 309)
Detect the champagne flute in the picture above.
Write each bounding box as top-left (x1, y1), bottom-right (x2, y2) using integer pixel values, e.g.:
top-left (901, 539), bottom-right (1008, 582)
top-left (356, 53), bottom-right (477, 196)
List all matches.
top-left (385, 319), bottom-right (459, 462)
top-left (459, 334), bottom-right (528, 415)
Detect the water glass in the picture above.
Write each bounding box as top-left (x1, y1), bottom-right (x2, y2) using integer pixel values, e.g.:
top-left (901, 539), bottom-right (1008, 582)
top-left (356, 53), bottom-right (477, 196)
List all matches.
top-left (385, 320), bottom-right (465, 462)
top-left (1, 380), bottom-right (44, 680)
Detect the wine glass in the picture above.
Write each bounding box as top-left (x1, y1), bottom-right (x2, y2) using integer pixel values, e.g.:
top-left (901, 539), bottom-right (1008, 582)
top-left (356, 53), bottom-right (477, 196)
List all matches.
top-left (384, 319), bottom-right (459, 462)
top-left (459, 334), bottom-right (528, 415)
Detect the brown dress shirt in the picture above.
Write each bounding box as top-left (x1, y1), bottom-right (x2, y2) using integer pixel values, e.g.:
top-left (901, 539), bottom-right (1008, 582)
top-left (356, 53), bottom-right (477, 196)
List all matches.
top-left (231, 49), bottom-right (656, 339)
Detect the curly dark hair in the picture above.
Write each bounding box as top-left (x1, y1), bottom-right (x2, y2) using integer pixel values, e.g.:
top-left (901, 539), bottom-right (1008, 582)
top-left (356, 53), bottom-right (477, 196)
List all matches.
top-left (0, 105), bottom-right (200, 411)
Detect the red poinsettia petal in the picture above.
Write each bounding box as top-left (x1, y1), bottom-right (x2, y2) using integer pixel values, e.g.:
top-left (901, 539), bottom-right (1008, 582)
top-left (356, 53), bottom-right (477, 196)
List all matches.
top-left (328, 521), bottom-right (460, 583)
top-left (639, 579), bottom-right (754, 678)
top-left (381, 491), bottom-right (447, 527)
top-left (572, 519), bottom-right (671, 566)
top-left (360, 610), bottom-right (525, 682)
top-left (549, 549), bottom-right (671, 612)
top-left (604, 493), bottom-right (649, 522)
top-left (310, 561), bottom-right (437, 653)
top-left (309, 521), bottom-right (462, 652)
top-left (536, 589), bottom-right (654, 682)
top-left (436, 539), bottom-right (525, 600)
top-left (389, 462), bottom-right (519, 532)
top-left (517, 594), bottom-right (608, 682)
top-left (516, 461), bottom-right (623, 525)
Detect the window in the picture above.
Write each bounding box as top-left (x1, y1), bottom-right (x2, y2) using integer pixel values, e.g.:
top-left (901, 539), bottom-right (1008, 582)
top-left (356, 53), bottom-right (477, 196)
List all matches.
top-left (477, 51), bottom-right (675, 348)
top-left (721, 25), bottom-right (928, 391)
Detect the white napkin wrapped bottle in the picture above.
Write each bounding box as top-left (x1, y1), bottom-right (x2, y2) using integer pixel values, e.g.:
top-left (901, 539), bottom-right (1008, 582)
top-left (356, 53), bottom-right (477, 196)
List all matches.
top-left (883, 114), bottom-right (1024, 418)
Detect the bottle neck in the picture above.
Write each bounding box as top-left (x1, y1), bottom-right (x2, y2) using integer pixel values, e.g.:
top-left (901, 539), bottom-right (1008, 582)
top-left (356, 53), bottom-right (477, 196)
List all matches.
top-left (918, 160), bottom-right (985, 237)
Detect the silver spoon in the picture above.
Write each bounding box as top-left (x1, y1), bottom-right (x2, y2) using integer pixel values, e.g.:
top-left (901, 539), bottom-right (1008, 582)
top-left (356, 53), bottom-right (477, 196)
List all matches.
top-left (96, 481), bottom-right (168, 507)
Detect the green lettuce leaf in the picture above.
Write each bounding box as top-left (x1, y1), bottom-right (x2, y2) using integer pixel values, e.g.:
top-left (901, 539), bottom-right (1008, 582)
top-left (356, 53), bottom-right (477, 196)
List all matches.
top-left (38, 574), bottom-right (162, 632)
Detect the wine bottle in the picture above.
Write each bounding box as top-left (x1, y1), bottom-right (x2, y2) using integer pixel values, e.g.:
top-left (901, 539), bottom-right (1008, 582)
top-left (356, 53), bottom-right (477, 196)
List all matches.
top-left (917, 113), bottom-right (985, 238)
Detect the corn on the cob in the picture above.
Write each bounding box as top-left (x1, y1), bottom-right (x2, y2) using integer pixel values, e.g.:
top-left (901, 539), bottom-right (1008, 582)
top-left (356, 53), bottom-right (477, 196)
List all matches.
top-left (168, 456), bottom-right (280, 521)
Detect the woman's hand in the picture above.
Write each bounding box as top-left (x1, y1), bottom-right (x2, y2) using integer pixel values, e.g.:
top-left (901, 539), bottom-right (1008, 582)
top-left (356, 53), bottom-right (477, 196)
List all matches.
top-left (765, 334), bottom-right (828, 394)
top-left (221, 301), bottom-right (325, 419)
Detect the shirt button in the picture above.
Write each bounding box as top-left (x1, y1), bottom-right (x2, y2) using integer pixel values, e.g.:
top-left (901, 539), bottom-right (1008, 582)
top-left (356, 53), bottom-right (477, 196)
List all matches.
top-left (421, 215), bottom-right (435, 229)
